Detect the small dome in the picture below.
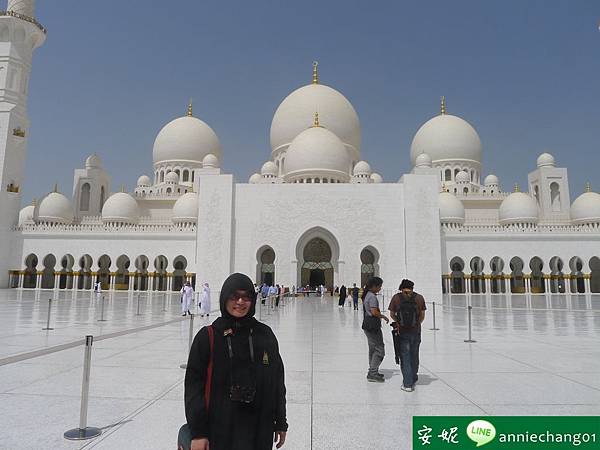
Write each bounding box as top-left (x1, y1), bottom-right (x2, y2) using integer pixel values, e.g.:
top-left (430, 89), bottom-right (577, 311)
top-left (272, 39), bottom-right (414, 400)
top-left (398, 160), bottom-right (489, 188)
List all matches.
top-left (439, 191), bottom-right (465, 224)
top-left (137, 175), bottom-right (151, 187)
top-left (261, 161), bottom-right (278, 177)
top-left (249, 173), bottom-right (262, 184)
top-left (484, 174), bottom-right (499, 186)
top-left (455, 170), bottom-right (470, 183)
top-left (353, 161), bottom-right (372, 176)
top-left (270, 82), bottom-right (360, 155)
top-left (410, 114), bottom-right (482, 165)
top-left (153, 115), bottom-right (221, 164)
top-left (85, 154), bottom-right (102, 169)
top-left (101, 192), bottom-right (140, 224)
top-left (284, 126), bottom-right (350, 180)
top-left (37, 191), bottom-right (74, 224)
top-left (571, 185), bottom-right (600, 224)
top-left (370, 173), bottom-right (383, 183)
top-left (499, 191), bottom-right (538, 224)
top-left (415, 152), bottom-right (432, 168)
top-left (165, 172), bottom-right (179, 184)
top-left (537, 152), bottom-right (555, 168)
top-left (172, 192), bottom-right (199, 223)
top-left (18, 204), bottom-right (35, 226)
top-left (202, 153), bottom-right (219, 168)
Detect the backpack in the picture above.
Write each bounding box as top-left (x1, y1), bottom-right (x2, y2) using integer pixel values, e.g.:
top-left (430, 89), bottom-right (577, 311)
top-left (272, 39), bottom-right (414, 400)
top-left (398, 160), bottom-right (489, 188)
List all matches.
top-left (397, 293), bottom-right (419, 327)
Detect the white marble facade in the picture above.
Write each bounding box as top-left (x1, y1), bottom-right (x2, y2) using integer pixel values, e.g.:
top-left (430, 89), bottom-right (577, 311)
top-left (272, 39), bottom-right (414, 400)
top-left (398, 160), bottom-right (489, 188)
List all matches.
top-left (1, 4), bottom-right (600, 300)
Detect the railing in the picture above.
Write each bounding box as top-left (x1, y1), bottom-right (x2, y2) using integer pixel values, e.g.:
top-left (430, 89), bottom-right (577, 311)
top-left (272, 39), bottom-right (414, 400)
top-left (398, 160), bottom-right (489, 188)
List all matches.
top-left (0, 10), bottom-right (46, 34)
top-left (16, 221), bottom-right (196, 233)
top-left (443, 222), bottom-right (600, 234)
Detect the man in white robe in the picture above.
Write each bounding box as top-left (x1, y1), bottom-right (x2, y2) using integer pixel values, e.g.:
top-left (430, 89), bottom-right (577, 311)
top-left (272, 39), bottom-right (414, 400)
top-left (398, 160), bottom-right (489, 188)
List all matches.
top-left (199, 282), bottom-right (211, 317)
top-left (180, 282), bottom-right (194, 316)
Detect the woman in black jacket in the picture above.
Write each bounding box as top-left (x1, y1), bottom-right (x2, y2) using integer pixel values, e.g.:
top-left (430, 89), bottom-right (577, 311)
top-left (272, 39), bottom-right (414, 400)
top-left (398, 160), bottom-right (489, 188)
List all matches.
top-left (179, 273), bottom-right (288, 450)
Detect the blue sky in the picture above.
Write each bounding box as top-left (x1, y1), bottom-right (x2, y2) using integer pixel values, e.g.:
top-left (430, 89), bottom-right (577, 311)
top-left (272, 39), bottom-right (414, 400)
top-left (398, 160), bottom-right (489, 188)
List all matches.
top-left (20, 0), bottom-right (600, 203)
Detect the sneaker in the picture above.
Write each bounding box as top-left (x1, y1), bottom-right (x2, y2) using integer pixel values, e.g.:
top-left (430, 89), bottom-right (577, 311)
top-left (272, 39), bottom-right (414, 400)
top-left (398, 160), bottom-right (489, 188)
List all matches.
top-left (401, 385), bottom-right (414, 392)
top-left (367, 374), bottom-right (385, 383)
top-left (375, 372), bottom-right (385, 380)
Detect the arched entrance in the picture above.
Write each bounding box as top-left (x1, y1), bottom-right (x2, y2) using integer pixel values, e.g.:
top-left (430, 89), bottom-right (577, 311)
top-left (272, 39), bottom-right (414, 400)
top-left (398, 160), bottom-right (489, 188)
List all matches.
top-left (296, 227), bottom-right (339, 290)
top-left (257, 246), bottom-right (275, 286)
top-left (301, 238), bottom-right (332, 288)
top-left (360, 247), bottom-right (379, 287)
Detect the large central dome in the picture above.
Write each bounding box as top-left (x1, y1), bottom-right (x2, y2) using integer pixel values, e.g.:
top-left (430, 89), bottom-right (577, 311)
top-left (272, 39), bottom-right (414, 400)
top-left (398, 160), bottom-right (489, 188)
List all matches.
top-left (270, 65), bottom-right (360, 157)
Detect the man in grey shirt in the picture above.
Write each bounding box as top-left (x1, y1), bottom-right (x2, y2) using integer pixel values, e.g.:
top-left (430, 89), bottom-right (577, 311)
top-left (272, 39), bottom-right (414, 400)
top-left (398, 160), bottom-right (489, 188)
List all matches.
top-left (361, 277), bottom-right (389, 382)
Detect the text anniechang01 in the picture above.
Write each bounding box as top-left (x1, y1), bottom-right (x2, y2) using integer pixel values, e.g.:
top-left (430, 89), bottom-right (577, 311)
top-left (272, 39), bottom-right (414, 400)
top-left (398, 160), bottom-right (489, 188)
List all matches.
top-left (499, 431), bottom-right (597, 446)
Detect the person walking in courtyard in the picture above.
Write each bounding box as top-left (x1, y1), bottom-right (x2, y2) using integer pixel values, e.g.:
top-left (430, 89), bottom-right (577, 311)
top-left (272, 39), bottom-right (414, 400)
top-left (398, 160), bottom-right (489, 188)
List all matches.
top-left (199, 282), bottom-right (211, 317)
top-left (361, 276), bottom-right (388, 382)
top-left (94, 280), bottom-right (102, 300)
top-left (338, 284), bottom-right (346, 307)
top-left (388, 279), bottom-right (426, 392)
top-left (181, 281), bottom-right (194, 316)
top-left (180, 273), bottom-right (288, 450)
top-left (352, 283), bottom-right (359, 310)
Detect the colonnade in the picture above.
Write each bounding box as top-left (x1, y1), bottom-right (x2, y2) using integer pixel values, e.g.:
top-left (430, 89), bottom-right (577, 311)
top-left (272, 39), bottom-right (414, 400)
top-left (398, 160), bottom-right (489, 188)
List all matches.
top-left (8, 270), bottom-right (196, 292)
top-left (442, 273), bottom-right (592, 295)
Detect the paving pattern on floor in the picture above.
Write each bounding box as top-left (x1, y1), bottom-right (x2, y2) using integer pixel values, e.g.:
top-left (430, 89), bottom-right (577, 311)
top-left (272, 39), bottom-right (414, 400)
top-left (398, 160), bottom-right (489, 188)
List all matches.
top-left (1, 289), bottom-right (599, 449)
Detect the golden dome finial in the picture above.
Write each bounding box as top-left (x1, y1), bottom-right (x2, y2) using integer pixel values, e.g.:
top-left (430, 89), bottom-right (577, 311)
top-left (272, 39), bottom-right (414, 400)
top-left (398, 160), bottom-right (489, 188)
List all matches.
top-left (53, 183), bottom-right (58, 193)
top-left (120, 184), bottom-right (126, 193)
top-left (440, 96), bottom-right (446, 115)
top-left (312, 111), bottom-right (321, 127)
top-left (187, 99), bottom-right (193, 117)
top-left (312, 61), bottom-right (319, 84)
top-left (514, 183), bottom-right (520, 193)
top-left (32, 198), bottom-right (37, 206)
top-left (585, 182), bottom-right (592, 193)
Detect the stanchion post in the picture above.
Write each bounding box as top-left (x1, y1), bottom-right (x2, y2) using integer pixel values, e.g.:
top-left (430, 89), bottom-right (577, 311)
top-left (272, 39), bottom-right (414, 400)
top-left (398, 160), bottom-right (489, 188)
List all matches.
top-left (97, 296), bottom-right (107, 322)
top-left (180, 313), bottom-right (194, 369)
top-left (429, 301), bottom-right (440, 331)
top-left (464, 305), bottom-right (476, 343)
top-left (136, 292), bottom-right (141, 316)
top-left (42, 298), bottom-right (54, 330)
top-left (64, 335), bottom-right (102, 440)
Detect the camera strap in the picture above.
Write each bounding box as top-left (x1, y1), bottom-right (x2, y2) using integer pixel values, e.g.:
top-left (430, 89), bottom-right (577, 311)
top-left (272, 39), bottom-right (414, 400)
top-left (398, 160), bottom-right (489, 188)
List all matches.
top-left (226, 328), bottom-right (255, 389)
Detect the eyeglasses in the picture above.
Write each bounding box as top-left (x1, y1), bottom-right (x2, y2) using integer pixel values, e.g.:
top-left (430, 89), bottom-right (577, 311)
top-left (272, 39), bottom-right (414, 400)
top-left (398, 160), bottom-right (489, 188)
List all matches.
top-left (228, 294), bottom-right (252, 303)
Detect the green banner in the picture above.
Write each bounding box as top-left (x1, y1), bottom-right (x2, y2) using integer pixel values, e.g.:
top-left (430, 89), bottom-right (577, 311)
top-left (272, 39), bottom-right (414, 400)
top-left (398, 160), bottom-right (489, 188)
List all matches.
top-left (413, 416), bottom-right (600, 449)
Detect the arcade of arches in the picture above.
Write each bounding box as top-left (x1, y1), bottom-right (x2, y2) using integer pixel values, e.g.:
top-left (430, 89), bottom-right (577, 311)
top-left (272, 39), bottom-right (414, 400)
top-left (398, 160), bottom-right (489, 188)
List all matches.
top-left (253, 236), bottom-right (380, 290)
top-left (9, 253), bottom-right (195, 292)
top-left (444, 255), bottom-right (600, 294)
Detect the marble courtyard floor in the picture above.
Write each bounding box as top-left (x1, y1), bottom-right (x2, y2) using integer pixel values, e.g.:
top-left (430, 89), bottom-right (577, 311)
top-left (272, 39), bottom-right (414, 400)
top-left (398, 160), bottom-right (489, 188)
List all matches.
top-left (1, 289), bottom-right (599, 450)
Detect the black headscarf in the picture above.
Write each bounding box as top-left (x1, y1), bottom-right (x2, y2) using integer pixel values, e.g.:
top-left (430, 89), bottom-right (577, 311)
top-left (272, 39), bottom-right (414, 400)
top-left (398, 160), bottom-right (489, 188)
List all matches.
top-left (214, 273), bottom-right (257, 330)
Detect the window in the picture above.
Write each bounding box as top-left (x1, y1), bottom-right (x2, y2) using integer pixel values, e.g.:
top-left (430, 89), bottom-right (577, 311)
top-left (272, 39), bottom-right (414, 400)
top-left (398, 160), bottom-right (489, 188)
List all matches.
top-left (80, 183), bottom-right (91, 212)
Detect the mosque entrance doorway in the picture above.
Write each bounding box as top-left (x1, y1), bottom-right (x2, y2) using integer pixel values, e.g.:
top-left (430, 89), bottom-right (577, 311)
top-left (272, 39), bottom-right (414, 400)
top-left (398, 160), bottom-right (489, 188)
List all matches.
top-left (300, 238), bottom-right (333, 289)
top-left (309, 269), bottom-right (326, 287)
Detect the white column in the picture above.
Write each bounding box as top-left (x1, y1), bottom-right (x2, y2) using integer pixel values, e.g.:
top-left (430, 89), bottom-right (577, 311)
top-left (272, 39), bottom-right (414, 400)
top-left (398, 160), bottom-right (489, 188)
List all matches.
top-left (54, 273), bottom-right (60, 290)
top-left (109, 274), bottom-right (115, 291)
top-left (36, 273), bottom-right (42, 289)
top-left (128, 274), bottom-right (134, 291)
top-left (167, 275), bottom-right (172, 292)
top-left (584, 277), bottom-right (591, 294)
top-left (18, 273), bottom-right (24, 289)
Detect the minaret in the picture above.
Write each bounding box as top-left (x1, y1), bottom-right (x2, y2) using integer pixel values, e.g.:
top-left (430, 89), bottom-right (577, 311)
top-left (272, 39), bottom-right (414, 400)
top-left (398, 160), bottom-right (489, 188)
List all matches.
top-left (0, 0), bottom-right (46, 287)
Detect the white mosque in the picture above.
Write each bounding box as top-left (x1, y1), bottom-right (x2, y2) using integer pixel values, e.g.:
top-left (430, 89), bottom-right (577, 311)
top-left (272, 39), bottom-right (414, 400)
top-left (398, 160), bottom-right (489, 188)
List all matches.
top-left (1, 0), bottom-right (600, 302)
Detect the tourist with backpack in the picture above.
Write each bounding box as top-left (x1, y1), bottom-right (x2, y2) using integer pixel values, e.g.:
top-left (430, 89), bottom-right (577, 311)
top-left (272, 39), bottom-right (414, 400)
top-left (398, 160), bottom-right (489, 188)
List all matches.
top-left (388, 279), bottom-right (426, 392)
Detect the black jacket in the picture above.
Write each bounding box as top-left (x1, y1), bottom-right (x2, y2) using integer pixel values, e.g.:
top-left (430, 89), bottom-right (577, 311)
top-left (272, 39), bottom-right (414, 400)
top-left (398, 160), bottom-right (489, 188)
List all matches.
top-left (184, 273), bottom-right (288, 450)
